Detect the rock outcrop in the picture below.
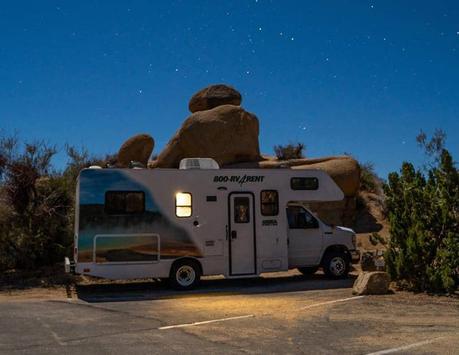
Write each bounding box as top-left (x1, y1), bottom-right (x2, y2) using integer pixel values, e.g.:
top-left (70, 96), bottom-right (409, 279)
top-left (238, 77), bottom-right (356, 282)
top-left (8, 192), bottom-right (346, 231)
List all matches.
top-left (188, 84), bottom-right (242, 113)
top-left (118, 133), bottom-right (154, 168)
top-left (352, 271), bottom-right (390, 295)
top-left (152, 105), bottom-right (261, 168)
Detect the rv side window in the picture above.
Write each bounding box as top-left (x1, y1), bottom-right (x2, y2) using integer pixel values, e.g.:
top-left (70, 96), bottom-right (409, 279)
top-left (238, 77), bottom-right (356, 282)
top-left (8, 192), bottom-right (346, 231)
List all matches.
top-left (261, 190), bottom-right (279, 216)
top-left (105, 191), bottom-right (145, 215)
top-left (176, 192), bottom-right (192, 217)
top-left (290, 177), bottom-right (319, 190)
top-left (234, 197), bottom-right (250, 223)
top-left (287, 206), bottom-right (319, 229)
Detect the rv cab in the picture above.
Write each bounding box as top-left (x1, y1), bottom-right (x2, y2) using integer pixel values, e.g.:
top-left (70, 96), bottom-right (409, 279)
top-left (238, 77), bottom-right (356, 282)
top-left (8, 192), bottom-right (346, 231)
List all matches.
top-left (287, 202), bottom-right (359, 278)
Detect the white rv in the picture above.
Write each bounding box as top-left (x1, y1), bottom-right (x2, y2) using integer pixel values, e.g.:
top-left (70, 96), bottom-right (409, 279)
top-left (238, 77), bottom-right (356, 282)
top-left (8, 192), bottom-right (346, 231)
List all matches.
top-left (65, 158), bottom-right (359, 289)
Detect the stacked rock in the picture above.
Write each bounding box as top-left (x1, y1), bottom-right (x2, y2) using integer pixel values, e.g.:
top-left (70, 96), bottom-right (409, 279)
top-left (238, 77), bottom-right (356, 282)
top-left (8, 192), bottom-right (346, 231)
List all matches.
top-left (151, 84), bottom-right (261, 168)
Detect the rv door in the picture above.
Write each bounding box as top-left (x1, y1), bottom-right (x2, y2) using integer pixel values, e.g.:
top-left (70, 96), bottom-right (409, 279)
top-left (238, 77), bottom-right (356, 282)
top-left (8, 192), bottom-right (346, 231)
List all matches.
top-left (287, 206), bottom-right (323, 267)
top-left (228, 193), bottom-right (256, 276)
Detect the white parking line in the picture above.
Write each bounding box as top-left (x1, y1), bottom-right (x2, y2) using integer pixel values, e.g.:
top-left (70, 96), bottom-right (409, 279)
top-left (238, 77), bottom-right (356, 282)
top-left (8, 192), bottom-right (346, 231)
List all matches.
top-left (300, 296), bottom-right (365, 310)
top-left (158, 314), bottom-right (254, 330)
top-left (366, 336), bottom-right (446, 355)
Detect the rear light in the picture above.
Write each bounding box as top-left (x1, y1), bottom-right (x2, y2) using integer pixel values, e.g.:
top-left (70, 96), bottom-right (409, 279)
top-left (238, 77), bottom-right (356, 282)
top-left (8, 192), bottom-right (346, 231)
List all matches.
top-left (83, 268), bottom-right (90, 273)
top-left (74, 247), bottom-right (78, 257)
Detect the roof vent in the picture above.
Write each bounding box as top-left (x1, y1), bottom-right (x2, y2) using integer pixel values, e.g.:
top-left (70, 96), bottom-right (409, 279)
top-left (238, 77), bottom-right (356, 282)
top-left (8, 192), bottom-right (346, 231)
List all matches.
top-left (179, 158), bottom-right (220, 170)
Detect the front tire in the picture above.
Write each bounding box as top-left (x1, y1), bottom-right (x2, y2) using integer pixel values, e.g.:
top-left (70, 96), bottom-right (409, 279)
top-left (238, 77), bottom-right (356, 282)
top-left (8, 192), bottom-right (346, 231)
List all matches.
top-left (322, 251), bottom-right (350, 279)
top-left (169, 260), bottom-right (201, 290)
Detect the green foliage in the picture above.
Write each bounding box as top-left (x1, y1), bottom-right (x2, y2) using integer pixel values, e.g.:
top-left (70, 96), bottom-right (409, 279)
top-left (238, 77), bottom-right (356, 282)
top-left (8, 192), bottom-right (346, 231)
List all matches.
top-left (0, 135), bottom-right (111, 272)
top-left (360, 161), bottom-right (380, 193)
top-left (384, 147), bottom-right (458, 293)
top-left (369, 232), bottom-right (387, 246)
top-left (274, 143), bottom-right (305, 160)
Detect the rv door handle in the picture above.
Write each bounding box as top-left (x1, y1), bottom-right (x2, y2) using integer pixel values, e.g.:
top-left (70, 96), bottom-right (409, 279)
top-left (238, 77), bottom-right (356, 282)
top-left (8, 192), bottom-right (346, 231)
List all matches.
top-left (231, 231), bottom-right (237, 239)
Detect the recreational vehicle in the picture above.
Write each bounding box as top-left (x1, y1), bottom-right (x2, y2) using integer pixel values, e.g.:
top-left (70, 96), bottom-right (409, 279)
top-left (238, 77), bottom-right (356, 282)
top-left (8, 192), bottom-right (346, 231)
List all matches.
top-left (65, 158), bottom-right (359, 289)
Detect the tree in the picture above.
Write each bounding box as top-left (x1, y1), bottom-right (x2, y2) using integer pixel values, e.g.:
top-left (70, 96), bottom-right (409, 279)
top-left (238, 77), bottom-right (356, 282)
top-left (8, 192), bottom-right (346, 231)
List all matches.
top-left (384, 131), bottom-right (458, 293)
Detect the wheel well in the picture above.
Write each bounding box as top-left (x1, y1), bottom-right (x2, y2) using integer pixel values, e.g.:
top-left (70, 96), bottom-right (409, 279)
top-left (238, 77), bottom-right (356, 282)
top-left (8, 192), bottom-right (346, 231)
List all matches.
top-left (320, 245), bottom-right (350, 265)
top-left (171, 257), bottom-right (203, 275)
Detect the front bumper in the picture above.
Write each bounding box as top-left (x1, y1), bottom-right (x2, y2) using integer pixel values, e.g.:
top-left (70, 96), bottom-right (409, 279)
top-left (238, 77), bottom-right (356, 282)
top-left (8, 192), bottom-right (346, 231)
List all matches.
top-left (350, 250), bottom-right (361, 264)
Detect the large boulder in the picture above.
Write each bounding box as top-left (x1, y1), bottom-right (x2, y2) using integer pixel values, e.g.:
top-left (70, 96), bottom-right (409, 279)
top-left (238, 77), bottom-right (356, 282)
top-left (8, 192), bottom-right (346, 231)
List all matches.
top-left (189, 84), bottom-right (242, 113)
top-left (224, 156), bottom-right (360, 198)
top-left (352, 271), bottom-right (390, 295)
top-left (153, 105), bottom-right (261, 168)
top-left (291, 157), bottom-right (360, 197)
top-left (118, 133), bottom-right (154, 168)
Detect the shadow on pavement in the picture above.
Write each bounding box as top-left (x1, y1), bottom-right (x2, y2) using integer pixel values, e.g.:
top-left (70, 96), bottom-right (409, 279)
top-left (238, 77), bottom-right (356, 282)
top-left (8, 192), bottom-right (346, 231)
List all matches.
top-left (75, 273), bottom-right (356, 303)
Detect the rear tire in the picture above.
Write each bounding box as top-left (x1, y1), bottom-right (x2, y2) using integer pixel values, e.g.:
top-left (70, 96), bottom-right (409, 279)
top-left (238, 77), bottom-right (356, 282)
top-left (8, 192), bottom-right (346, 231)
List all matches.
top-left (322, 251), bottom-right (350, 279)
top-left (297, 267), bottom-right (318, 276)
top-left (169, 260), bottom-right (201, 290)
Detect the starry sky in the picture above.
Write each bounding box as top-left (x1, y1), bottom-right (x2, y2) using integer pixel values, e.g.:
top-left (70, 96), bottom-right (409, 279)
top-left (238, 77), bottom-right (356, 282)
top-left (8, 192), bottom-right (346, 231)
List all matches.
top-left (1, 0), bottom-right (458, 177)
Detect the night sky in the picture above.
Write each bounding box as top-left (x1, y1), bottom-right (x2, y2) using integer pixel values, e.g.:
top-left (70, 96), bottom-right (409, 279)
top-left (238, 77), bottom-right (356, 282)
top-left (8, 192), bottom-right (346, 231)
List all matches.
top-left (1, 1), bottom-right (458, 177)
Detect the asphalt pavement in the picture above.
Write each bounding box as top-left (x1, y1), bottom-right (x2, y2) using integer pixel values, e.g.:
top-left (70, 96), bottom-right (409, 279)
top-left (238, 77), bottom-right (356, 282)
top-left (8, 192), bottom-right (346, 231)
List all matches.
top-left (1, 271), bottom-right (458, 354)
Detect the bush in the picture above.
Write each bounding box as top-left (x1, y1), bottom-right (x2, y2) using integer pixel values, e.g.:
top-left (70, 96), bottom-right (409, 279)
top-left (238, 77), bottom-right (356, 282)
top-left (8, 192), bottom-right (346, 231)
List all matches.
top-left (0, 135), bottom-right (111, 272)
top-left (384, 148), bottom-right (458, 293)
top-left (274, 143), bottom-right (305, 160)
top-left (359, 161), bottom-right (381, 193)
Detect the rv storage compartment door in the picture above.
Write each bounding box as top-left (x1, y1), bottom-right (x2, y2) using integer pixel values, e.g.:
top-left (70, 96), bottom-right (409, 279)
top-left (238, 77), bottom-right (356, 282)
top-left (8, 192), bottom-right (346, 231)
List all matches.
top-left (94, 234), bottom-right (159, 263)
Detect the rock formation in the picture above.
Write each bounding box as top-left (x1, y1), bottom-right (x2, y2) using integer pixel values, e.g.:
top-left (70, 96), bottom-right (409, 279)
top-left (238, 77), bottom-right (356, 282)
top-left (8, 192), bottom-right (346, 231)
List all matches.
top-left (188, 84), bottom-right (242, 113)
top-left (117, 133), bottom-right (154, 168)
top-left (152, 104), bottom-right (261, 168)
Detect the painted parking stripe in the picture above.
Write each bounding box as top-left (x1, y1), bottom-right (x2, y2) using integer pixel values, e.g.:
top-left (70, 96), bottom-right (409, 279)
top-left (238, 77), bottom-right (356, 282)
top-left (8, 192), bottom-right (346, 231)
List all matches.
top-left (158, 314), bottom-right (254, 330)
top-left (366, 336), bottom-right (446, 355)
top-left (300, 296), bottom-right (365, 310)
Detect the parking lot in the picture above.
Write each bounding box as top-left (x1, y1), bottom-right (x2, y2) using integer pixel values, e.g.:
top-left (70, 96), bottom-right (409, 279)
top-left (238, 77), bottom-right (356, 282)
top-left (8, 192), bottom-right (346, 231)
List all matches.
top-left (1, 271), bottom-right (458, 354)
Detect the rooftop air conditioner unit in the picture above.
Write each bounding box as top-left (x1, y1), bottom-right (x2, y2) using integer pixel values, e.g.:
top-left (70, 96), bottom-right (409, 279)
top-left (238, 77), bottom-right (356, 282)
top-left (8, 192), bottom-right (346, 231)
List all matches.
top-left (179, 158), bottom-right (220, 170)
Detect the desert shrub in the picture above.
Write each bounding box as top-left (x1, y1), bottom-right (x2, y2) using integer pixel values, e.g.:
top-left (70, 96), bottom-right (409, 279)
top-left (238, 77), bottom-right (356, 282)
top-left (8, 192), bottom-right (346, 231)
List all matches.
top-left (360, 162), bottom-right (381, 193)
top-left (384, 133), bottom-right (458, 293)
top-left (274, 143), bottom-right (305, 160)
top-left (0, 137), bottom-right (72, 270)
top-left (0, 135), bottom-right (111, 272)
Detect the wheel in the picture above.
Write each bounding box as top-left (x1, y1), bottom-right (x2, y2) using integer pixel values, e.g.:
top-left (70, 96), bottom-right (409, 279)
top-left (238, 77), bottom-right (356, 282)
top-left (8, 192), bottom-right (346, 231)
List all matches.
top-left (297, 267), bottom-right (318, 276)
top-left (322, 251), bottom-right (350, 279)
top-left (169, 260), bottom-right (201, 290)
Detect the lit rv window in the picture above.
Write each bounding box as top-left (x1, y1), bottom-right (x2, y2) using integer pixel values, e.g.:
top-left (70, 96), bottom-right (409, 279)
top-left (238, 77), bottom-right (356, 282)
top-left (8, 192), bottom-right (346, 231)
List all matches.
top-left (234, 197), bottom-right (250, 223)
top-left (176, 192), bottom-right (192, 217)
top-left (105, 191), bottom-right (145, 215)
top-left (261, 190), bottom-right (279, 216)
top-left (290, 177), bottom-right (319, 190)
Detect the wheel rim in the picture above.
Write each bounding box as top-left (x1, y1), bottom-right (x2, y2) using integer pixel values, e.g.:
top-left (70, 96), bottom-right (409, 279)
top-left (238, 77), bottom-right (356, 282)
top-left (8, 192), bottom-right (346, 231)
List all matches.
top-left (329, 257), bottom-right (346, 276)
top-left (176, 265), bottom-right (196, 287)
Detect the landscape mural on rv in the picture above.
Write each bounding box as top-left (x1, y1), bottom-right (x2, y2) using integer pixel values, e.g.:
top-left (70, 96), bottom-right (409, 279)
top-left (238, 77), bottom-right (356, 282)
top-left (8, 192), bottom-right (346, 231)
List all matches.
top-left (77, 169), bottom-right (202, 263)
